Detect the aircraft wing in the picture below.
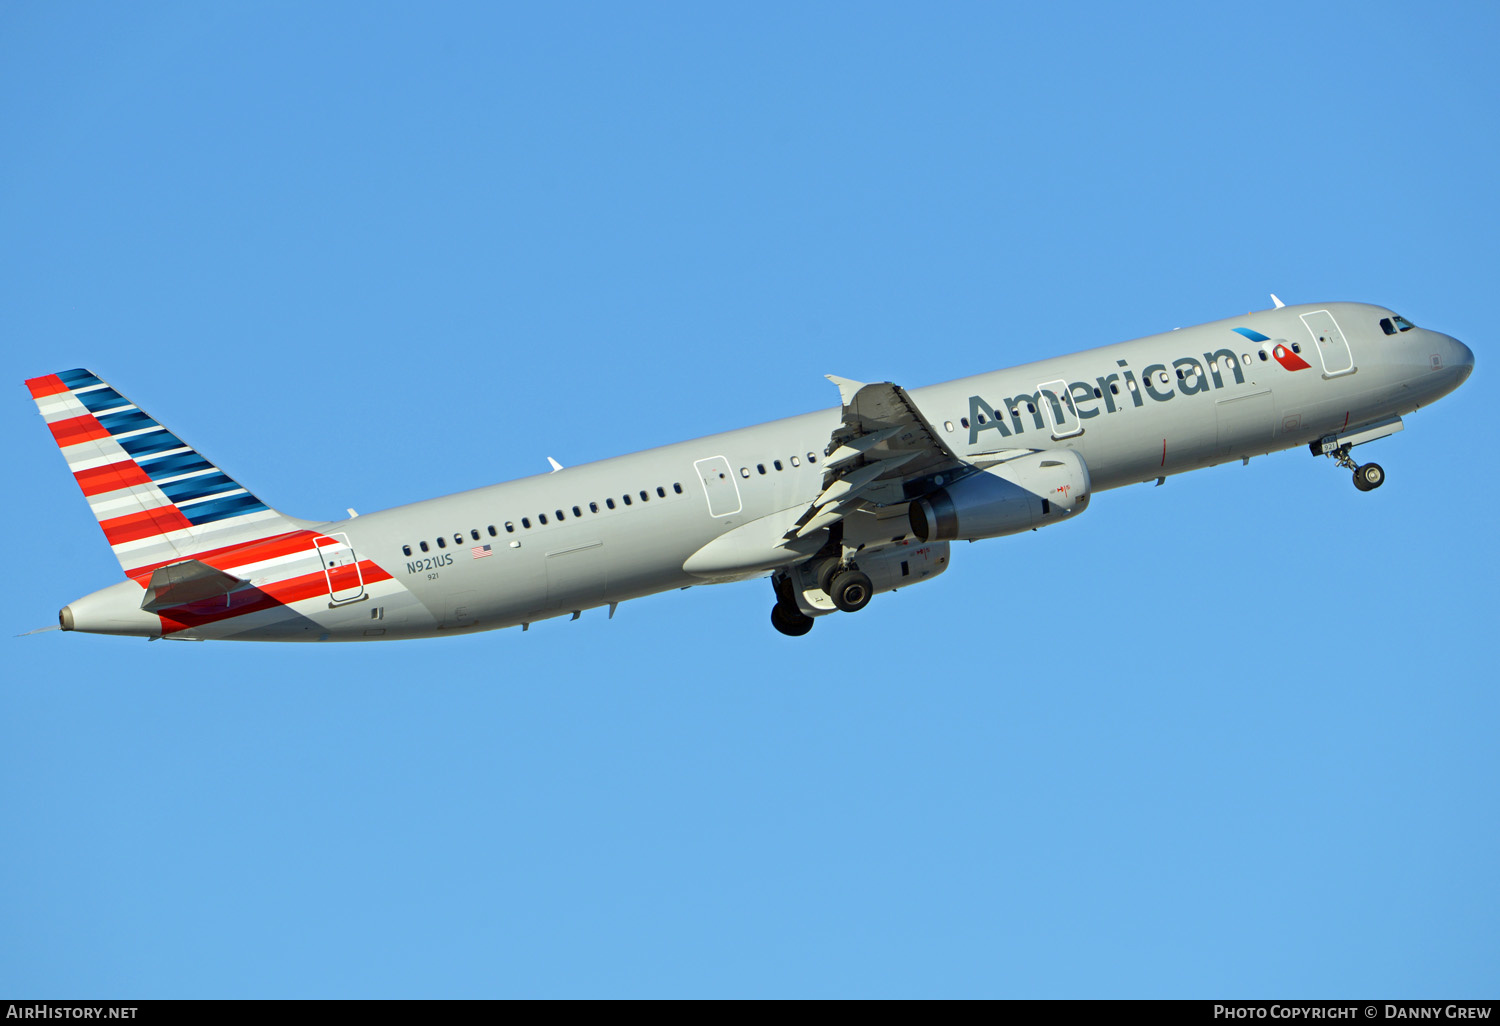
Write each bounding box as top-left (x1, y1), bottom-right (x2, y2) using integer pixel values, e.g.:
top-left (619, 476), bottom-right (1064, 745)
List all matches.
top-left (784, 376), bottom-right (1007, 540)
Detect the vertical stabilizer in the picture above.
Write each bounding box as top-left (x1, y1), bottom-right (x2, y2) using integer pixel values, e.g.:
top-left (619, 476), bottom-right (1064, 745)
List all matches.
top-left (25, 369), bottom-right (314, 578)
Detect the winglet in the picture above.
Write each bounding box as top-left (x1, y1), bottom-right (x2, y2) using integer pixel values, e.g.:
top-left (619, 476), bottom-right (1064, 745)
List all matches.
top-left (547, 457), bottom-right (563, 473)
top-left (825, 375), bottom-right (866, 407)
top-left (1270, 293), bottom-right (1285, 309)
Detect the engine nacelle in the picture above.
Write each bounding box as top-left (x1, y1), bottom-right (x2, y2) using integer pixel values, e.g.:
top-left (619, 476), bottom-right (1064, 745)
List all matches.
top-left (909, 450), bottom-right (1090, 542)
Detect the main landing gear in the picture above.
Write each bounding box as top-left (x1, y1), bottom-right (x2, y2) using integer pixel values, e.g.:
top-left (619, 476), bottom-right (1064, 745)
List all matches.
top-left (1321, 442), bottom-right (1385, 492)
top-left (770, 602), bottom-right (813, 637)
top-left (770, 573), bottom-right (814, 637)
top-left (826, 568), bottom-right (873, 612)
top-left (768, 561), bottom-right (875, 636)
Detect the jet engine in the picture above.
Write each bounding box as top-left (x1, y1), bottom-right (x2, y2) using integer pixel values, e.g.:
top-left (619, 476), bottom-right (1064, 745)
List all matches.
top-left (909, 450), bottom-right (1090, 542)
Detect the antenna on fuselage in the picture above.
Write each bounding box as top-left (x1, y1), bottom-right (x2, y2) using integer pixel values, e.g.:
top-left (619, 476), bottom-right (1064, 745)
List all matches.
top-left (1270, 293), bottom-right (1286, 308)
top-left (547, 457), bottom-right (564, 472)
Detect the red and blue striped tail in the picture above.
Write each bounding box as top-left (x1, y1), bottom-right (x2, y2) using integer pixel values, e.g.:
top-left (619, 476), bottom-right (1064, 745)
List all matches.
top-left (25, 368), bottom-right (310, 577)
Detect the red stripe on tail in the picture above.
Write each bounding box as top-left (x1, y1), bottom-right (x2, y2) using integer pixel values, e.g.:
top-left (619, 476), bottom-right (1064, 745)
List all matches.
top-left (126, 529), bottom-right (325, 581)
top-left (48, 414), bottom-right (111, 448)
top-left (26, 374), bottom-right (69, 399)
top-left (100, 506), bottom-right (195, 546)
top-left (74, 461), bottom-right (154, 497)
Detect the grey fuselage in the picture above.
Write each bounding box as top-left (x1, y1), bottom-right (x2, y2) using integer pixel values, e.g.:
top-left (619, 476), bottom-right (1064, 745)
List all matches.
top-left (64, 302), bottom-right (1476, 641)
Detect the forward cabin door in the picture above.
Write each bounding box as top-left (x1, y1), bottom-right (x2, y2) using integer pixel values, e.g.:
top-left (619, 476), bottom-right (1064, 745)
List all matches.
top-left (1300, 310), bottom-right (1355, 379)
top-left (313, 533), bottom-right (366, 604)
top-left (694, 455), bottom-right (742, 517)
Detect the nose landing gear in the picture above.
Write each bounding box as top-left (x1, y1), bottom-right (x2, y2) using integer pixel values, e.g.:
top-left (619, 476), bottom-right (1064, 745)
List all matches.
top-left (1353, 462), bottom-right (1385, 492)
top-left (1321, 442), bottom-right (1385, 492)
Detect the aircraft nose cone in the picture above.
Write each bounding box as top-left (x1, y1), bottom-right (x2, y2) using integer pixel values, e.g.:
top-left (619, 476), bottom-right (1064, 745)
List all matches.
top-left (1455, 338), bottom-right (1475, 385)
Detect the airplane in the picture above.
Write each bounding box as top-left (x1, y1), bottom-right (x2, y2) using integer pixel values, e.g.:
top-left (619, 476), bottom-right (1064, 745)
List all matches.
top-left (25, 299), bottom-right (1473, 642)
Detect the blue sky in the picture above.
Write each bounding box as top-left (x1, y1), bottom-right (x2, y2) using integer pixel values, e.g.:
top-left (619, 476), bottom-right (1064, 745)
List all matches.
top-left (3, 1), bottom-right (1495, 998)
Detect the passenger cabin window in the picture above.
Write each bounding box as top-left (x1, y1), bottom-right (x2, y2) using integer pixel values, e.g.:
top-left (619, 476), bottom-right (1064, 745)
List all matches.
top-left (673, 483), bottom-right (683, 493)
top-left (522, 517), bottom-right (531, 528)
top-left (773, 461), bottom-right (782, 471)
top-left (960, 417), bottom-right (970, 429)
top-left (740, 467), bottom-right (750, 478)
top-left (471, 529), bottom-right (481, 541)
top-left (623, 495), bottom-right (632, 506)
top-left (807, 453), bottom-right (817, 464)
top-left (606, 498), bottom-right (615, 509)
top-left (656, 486), bottom-right (666, 497)
top-left (791, 456), bottom-right (801, 466)
top-left (757, 464), bottom-right (766, 475)
top-left (590, 502), bottom-right (599, 513)
top-left (437, 537), bottom-right (446, 549)
top-left (539, 513), bottom-right (548, 524)
top-left (555, 509), bottom-right (564, 520)
top-left (488, 525), bottom-right (497, 537)
top-left (505, 522), bottom-right (515, 533)
top-left (454, 533), bottom-right (463, 545)
top-left (573, 505), bottom-right (582, 517)
top-left (402, 545), bottom-right (412, 556)
top-left (420, 541), bottom-right (430, 552)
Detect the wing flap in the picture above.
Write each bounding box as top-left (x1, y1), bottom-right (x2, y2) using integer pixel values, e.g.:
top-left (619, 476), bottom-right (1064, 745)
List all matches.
top-left (782, 377), bottom-right (970, 540)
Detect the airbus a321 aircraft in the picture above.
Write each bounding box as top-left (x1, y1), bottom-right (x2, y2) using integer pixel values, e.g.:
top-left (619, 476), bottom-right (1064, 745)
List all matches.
top-left (27, 299), bottom-right (1473, 641)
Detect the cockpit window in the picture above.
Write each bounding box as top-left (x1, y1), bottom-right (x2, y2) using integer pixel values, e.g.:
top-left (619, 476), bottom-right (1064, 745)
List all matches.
top-left (1393, 315), bottom-right (1415, 332)
top-left (1380, 315), bottom-right (1416, 335)
top-left (1379, 317), bottom-right (1396, 335)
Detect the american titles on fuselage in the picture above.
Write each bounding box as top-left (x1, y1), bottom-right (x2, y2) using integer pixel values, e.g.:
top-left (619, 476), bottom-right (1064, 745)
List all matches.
top-left (964, 328), bottom-right (1298, 446)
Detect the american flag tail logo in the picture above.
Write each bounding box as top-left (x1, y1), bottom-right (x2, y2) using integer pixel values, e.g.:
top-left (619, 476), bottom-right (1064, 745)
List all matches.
top-left (24, 368), bottom-right (308, 576)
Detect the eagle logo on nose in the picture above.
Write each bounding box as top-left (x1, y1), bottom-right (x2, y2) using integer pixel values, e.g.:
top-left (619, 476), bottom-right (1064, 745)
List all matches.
top-left (1271, 343), bottom-right (1311, 371)
top-left (1233, 326), bottom-right (1312, 371)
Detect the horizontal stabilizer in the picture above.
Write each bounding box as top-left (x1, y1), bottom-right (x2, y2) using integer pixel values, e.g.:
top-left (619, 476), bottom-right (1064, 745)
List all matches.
top-left (139, 559), bottom-right (249, 613)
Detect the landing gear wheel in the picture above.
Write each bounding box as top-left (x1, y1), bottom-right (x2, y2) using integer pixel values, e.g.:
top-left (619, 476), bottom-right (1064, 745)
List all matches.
top-left (829, 569), bottom-right (873, 613)
top-left (815, 559), bottom-right (842, 597)
top-left (770, 603), bottom-right (814, 637)
top-left (1353, 463), bottom-right (1385, 492)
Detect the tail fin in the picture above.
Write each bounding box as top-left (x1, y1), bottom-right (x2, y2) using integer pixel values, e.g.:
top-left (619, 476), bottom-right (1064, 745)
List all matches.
top-left (25, 368), bottom-right (313, 577)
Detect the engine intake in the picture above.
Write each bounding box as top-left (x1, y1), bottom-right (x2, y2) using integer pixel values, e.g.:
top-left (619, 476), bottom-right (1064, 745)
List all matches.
top-left (910, 450), bottom-right (1090, 542)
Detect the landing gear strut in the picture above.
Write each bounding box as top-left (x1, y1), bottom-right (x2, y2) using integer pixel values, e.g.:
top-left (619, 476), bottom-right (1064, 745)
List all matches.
top-left (1324, 443), bottom-right (1385, 492)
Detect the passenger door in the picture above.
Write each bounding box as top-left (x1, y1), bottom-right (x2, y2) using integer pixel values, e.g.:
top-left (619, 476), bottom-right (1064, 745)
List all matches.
top-left (1300, 310), bottom-right (1355, 378)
